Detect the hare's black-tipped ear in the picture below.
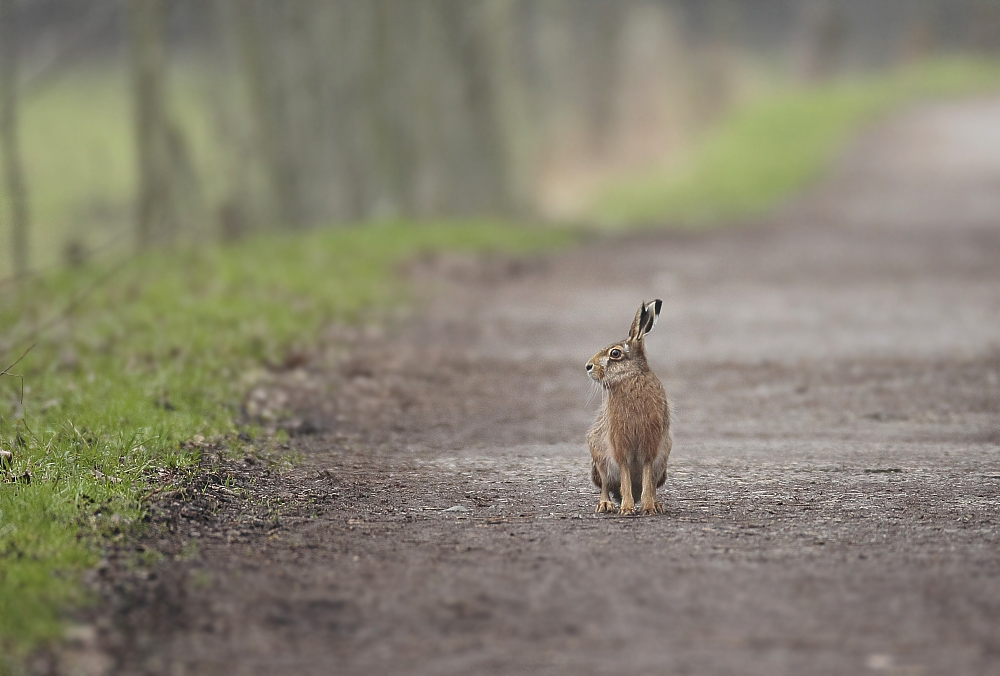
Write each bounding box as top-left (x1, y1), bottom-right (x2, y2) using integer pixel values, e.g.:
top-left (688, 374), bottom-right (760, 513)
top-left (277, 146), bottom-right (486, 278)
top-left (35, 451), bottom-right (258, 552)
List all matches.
top-left (629, 299), bottom-right (663, 342)
top-left (644, 299), bottom-right (663, 334)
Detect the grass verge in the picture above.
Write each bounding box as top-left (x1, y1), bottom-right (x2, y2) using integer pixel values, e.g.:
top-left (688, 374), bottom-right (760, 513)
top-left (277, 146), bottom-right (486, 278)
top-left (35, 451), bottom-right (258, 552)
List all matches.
top-left (0, 221), bottom-right (570, 669)
top-left (592, 57), bottom-right (1000, 227)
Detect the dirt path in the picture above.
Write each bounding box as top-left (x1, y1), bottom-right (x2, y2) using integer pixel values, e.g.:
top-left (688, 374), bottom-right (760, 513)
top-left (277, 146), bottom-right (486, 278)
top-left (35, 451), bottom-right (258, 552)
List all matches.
top-left (63, 99), bottom-right (1000, 676)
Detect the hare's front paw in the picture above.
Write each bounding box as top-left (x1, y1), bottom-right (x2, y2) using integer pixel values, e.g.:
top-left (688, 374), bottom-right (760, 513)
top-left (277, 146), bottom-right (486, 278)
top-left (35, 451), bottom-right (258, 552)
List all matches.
top-left (618, 499), bottom-right (636, 515)
top-left (595, 499), bottom-right (617, 514)
top-left (641, 500), bottom-right (664, 515)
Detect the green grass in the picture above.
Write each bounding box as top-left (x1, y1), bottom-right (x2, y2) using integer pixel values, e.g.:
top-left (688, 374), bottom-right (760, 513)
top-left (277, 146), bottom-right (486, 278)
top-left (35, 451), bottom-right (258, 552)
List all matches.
top-left (0, 220), bottom-right (570, 668)
top-left (592, 57), bottom-right (1000, 227)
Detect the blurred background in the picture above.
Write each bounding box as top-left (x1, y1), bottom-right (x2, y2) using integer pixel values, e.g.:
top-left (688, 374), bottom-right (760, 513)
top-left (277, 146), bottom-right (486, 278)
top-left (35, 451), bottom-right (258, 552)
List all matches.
top-left (3, 0), bottom-right (1000, 279)
top-left (4, 2), bottom-right (1000, 664)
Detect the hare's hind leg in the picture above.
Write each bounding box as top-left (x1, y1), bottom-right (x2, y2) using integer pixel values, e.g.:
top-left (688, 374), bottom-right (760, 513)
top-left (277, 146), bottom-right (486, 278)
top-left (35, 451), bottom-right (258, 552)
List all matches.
top-left (643, 432), bottom-right (671, 514)
top-left (597, 483), bottom-right (616, 514)
top-left (640, 462), bottom-right (664, 515)
top-left (592, 460), bottom-right (616, 513)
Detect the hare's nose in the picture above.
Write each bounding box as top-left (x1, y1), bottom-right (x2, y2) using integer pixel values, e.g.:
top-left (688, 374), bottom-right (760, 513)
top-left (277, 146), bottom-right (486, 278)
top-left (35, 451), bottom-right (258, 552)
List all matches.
top-left (585, 363), bottom-right (593, 372)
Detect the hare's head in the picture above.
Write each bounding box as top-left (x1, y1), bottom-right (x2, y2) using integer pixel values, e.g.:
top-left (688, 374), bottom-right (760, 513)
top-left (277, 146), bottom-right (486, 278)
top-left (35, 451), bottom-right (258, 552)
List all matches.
top-left (586, 299), bottom-right (662, 388)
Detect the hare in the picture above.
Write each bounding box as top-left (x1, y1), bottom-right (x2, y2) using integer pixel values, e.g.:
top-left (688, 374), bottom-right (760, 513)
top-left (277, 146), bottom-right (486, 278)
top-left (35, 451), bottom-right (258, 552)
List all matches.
top-left (586, 300), bottom-right (671, 515)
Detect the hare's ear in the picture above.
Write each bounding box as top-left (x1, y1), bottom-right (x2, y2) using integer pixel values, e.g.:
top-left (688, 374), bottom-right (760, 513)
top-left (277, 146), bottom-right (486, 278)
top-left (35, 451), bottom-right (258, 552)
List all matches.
top-left (644, 299), bottom-right (663, 334)
top-left (628, 299), bottom-right (663, 342)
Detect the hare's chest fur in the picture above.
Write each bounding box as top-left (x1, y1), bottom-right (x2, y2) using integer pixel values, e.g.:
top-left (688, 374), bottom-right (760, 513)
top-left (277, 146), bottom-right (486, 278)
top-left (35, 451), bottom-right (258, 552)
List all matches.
top-left (594, 378), bottom-right (670, 465)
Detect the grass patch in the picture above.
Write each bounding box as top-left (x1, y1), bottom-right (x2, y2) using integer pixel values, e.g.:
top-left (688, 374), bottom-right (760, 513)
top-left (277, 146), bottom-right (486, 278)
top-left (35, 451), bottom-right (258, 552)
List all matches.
top-left (592, 57), bottom-right (1000, 227)
top-left (0, 220), bottom-right (570, 667)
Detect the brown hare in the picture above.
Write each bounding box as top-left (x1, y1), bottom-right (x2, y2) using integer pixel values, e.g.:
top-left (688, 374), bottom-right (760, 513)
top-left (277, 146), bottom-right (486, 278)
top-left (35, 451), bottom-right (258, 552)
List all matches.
top-left (586, 300), bottom-right (671, 515)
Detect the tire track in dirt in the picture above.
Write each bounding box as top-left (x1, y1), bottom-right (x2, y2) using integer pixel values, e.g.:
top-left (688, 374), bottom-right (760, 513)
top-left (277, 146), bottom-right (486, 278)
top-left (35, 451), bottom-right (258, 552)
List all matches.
top-left (59, 99), bottom-right (1000, 676)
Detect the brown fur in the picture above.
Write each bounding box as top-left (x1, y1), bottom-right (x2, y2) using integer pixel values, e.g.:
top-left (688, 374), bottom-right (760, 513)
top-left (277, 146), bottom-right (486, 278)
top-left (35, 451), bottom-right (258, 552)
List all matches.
top-left (586, 300), bottom-right (672, 515)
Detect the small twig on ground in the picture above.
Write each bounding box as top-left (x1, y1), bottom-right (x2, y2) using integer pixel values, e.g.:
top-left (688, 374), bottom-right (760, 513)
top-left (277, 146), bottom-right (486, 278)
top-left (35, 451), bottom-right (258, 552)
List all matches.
top-left (69, 421), bottom-right (91, 450)
top-left (141, 485), bottom-right (169, 502)
top-left (0, 343), bottom-right (38, 442)
top-left (0, 342), bottom-right (33, 413)
top-left (0, 342), bottom-right (33, 379)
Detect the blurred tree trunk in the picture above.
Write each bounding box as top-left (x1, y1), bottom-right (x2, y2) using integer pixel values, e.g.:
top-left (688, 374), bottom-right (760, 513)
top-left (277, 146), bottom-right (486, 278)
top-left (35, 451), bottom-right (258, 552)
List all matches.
top-left (128, 0), bottom-right (179, 248)
top-left (899, 16), bottom-right (936, 64)
top-left (1, 0), bottom-right (30, 278)
top-left (441, 0), bottom-right (513, 215)
top-left (971, 2), bottom-right (1000, 54)
top-left (370, 0), bottom-right (399, 218)
top-left (793, 0), bottom-right (847, 83)
top-left (482, 0), bottom-right (535, 214)
top-left (225, 0), bottom-right (286, 226)
top-left (697, 1), bottom-right (740, 122)
top-left (576, 0), bottom-right (626, 156)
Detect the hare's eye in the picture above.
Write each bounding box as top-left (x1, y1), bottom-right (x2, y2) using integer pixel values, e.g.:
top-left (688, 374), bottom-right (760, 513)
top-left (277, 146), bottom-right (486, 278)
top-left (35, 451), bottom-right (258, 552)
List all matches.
top-left (609, 348), bottom-right (623, 360)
